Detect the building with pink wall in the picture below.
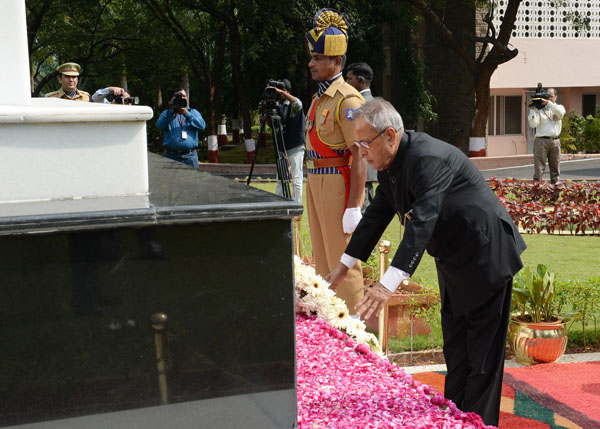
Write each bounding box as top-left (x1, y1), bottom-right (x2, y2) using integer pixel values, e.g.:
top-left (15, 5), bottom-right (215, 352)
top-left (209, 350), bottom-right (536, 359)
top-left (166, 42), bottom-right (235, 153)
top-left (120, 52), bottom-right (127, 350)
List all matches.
top-left (487, 2), bottom-right (600, 156)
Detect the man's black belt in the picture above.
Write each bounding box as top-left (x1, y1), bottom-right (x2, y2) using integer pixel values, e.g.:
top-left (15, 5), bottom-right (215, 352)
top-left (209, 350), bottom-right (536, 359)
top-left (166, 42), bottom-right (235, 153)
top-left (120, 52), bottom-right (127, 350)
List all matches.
top-left (166, 148), bottom-right (197, 154)
top-left (538, 136), bottom-right (559, 140)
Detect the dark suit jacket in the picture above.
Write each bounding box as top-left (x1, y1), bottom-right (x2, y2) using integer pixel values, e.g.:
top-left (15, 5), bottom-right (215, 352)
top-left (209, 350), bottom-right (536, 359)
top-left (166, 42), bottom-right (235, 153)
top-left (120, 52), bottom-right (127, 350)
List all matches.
top-left (346, 131), bottom-right (526, 315)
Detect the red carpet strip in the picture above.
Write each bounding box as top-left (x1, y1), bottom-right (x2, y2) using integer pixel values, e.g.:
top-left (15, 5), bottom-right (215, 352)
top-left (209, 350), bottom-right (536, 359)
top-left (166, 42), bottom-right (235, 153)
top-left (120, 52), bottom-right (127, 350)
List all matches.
top-left (412, 361), bottom-right (600, 428)
top-left (504, 361), bottom-right (600, 428)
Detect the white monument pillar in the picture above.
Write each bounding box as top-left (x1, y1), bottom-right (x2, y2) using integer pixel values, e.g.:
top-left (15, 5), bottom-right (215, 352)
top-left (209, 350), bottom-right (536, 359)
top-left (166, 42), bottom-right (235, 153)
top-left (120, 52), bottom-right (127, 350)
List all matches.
top-left (0, 0), bottom-right (31, 106)
top-left (0, 0), bottom-right (153, 205)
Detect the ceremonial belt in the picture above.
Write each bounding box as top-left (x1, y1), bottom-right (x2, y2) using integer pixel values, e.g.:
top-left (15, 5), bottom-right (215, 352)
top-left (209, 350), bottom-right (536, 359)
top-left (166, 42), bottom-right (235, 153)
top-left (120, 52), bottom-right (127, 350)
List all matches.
top-left (307, 100), bottom-right (352, 210)
top-left (305, 155), bottom-right (351, 169)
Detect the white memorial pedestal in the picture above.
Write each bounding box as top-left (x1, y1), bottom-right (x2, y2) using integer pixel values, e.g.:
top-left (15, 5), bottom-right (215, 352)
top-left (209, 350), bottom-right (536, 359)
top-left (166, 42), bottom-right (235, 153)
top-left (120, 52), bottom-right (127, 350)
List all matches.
top-left (0, 0), bottom-right (153, 204)
top-left (0, 99), bottom-right (153, 203)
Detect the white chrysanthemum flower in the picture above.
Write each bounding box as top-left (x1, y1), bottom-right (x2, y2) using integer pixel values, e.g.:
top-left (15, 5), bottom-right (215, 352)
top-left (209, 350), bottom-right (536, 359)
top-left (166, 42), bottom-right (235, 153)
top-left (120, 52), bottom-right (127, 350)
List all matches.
top-left (323, 302), bottom-right (350, 328)
top-left (348, 317), bottom-right (367, 332)
top-left (294, 257), bottom-right (382, 354)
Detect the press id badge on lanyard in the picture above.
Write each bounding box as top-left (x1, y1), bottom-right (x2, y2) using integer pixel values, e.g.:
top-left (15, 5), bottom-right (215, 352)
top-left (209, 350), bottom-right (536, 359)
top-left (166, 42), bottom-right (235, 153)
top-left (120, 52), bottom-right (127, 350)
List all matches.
top-left (177, 114), bottom-right (187, 139)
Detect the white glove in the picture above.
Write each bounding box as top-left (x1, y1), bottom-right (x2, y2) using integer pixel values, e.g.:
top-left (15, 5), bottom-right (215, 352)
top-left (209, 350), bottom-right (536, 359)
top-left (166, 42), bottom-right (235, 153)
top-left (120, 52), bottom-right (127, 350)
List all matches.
top-left (342, 207), bottom-right (362, 234)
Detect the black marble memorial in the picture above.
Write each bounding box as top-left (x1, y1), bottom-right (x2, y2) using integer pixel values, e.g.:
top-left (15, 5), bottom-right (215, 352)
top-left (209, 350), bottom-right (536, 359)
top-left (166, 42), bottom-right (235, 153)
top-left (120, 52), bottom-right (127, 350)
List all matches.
top-left (0, 154), bottom-right (301, 428)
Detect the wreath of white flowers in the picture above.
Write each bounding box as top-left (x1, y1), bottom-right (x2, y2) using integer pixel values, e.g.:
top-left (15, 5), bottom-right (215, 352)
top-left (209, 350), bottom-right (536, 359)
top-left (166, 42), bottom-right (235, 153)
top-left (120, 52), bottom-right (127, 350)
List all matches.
top-left (294, 256), bottom-right (383, 355)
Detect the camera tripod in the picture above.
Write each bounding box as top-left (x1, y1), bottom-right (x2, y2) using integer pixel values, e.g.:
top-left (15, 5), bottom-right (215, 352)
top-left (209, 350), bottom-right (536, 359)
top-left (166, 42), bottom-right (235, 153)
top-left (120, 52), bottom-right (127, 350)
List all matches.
top-left (247, 106), bottom-right (294, 200)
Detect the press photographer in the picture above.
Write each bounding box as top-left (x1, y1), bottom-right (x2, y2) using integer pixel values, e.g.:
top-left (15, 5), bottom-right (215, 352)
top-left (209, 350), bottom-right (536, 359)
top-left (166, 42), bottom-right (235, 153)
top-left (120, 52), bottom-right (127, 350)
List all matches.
top-left (156, 88), bottom-right (206, 168)
top-left (528, 84), bottom-right (565, 183)
top-left (264, 79), bottom-right (306, 203)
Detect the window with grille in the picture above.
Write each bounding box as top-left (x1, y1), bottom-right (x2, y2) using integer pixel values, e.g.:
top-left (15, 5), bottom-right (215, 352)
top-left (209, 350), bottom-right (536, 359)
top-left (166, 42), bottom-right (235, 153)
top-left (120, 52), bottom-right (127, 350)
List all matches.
top-left (488, 95), bottom-right (523, 135)
top-left (492, 0), bottom-right (600, 39)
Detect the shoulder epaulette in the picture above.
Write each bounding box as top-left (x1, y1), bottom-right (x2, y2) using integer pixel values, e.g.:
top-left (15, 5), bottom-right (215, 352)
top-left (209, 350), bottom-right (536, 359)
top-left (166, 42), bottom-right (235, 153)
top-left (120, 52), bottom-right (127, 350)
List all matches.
top-left (335, 85), bottom-right (365, 126)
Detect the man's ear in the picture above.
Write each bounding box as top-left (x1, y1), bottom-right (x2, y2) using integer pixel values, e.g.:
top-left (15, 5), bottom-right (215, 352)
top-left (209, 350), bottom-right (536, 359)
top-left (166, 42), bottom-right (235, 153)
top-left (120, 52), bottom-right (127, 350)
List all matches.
top-left (358, 76), bottom-right (364, 82)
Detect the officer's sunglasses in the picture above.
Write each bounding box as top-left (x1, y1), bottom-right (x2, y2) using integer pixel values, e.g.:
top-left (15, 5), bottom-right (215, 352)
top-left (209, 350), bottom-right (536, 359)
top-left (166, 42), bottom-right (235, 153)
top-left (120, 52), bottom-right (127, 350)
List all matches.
top-left (354, 128), bottom-right (389, 150)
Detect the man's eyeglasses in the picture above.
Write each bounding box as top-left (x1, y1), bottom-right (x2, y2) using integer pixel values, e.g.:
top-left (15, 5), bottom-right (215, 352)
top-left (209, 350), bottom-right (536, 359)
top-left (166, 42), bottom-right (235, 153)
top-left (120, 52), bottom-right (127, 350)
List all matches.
top-left (354, 128), bottom-right (388, 150)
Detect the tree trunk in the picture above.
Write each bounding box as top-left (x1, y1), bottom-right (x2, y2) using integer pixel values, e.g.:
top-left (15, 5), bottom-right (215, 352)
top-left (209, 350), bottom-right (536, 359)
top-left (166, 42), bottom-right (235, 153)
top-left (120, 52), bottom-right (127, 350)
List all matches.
top-left (155, 85), bottom-right (163, 109)
top-left (469, 65), bottom-right (496, 156)
top-left (471, 65), bottom-right (496, 137)
top-left (206, 25), bottom-right (226, 137)
top-left (181, 71), bottom-right (190, 103)
top-left (206, 83), bottom-right (217, 136)
top-left (228, 22), bottom-right (252, 142)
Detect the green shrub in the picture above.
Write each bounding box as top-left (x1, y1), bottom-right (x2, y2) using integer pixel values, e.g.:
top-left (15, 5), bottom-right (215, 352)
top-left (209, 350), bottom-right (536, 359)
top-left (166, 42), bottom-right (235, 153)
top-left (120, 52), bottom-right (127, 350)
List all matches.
top-left (559, 277), bottom-right (600, 347)
top-left (582, 115), bottom-right (600, 153)
top-left (561, 110), bottom-right (600, 153)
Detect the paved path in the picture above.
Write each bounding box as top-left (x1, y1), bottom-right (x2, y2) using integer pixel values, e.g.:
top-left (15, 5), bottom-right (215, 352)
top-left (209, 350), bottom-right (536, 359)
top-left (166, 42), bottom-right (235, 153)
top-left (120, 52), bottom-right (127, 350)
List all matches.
top-left (481, 158), bottom-right (600, 181)
top-left (200, 156), bottom-right (600, 182)
top-left (402, 351), bottom-right (600, 374)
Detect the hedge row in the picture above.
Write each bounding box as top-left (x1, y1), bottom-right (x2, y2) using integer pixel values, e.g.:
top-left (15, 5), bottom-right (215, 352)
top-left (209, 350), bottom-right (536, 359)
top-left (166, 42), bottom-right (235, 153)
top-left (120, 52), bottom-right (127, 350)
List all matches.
top-left (488, 178), bottom-right (600, 235)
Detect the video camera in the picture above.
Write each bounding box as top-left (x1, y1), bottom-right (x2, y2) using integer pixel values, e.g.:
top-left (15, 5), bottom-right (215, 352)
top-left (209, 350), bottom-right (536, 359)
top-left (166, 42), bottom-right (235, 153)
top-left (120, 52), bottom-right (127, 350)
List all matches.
top-left (171, 92), bottom-right (187, 110)
top-left (261, 79), bottom-right (286, 110)
top-left (248, 79), bottom-right (292, 199)
top-left (530, 83), bottom-right (551, 109)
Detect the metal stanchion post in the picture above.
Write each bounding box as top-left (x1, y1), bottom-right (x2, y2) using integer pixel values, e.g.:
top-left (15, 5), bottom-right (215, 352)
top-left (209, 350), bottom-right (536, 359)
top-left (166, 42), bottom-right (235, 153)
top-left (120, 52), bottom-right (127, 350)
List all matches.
top-left (293, 216), bottom-right (302, 257)
top-left (378, 240), bottom-right (391, 355)
top-left (150, 312), bottom-right (169, 405)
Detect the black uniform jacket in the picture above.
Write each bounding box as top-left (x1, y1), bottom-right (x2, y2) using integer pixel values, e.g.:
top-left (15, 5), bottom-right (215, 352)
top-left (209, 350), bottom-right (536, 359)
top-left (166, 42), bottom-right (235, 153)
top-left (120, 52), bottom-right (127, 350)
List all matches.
top-left (346, 131), bottom-right (526, 315)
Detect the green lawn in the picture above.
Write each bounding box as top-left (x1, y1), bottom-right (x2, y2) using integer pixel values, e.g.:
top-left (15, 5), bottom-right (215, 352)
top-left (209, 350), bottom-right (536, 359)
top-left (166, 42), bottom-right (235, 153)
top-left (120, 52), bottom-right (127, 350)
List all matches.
top-left (252, 182), bottom-right (600, 283)
top-left (253, 181), bottom-right (600, 352)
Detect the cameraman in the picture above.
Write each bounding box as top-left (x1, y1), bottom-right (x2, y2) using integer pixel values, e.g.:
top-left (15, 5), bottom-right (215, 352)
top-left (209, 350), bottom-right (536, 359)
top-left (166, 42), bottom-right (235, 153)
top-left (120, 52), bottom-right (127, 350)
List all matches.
top-left (528, 87), bottom-right (565, 183)
top-left (92, 87), bottom-right (130, 104)
top-left (267, 79), bottom-right (306, 203)
top-left (156, 88), bottom-right (206, 168)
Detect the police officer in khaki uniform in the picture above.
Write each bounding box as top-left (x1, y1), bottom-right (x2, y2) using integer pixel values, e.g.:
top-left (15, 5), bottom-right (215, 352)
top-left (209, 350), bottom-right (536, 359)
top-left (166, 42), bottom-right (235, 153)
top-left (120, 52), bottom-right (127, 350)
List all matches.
top-left (45, 62), bottom-right (90, 102)
top-left (305, 8), bottom-right (366, 314)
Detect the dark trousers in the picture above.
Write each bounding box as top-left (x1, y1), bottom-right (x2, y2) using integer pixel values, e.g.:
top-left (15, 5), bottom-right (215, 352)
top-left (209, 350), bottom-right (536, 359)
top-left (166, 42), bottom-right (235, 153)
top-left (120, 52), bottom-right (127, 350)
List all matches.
top-left (164, 149), bottom-right (199, 168)
top-left (441, 280), bottom-right (512, 426)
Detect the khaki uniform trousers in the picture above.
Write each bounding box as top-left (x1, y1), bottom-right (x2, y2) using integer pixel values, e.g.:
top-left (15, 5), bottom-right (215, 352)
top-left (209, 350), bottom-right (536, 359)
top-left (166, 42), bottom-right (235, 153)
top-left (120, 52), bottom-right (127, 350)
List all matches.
top-left (307, 173), bottom-right (364, 314)
top-left (533, 136), bottom-right (561, 183)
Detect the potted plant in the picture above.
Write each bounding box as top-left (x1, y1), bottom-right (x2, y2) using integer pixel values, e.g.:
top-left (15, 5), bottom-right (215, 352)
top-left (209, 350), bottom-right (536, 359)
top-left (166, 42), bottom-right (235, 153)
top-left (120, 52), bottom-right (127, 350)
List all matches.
top-left (508, 264), bottom-right (568, 365)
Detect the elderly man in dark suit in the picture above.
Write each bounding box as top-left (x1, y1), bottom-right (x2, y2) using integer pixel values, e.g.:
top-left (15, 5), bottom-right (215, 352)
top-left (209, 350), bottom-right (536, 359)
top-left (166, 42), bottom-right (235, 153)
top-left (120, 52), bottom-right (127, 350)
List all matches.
top-left (326, 98), bottom-right (526, 426)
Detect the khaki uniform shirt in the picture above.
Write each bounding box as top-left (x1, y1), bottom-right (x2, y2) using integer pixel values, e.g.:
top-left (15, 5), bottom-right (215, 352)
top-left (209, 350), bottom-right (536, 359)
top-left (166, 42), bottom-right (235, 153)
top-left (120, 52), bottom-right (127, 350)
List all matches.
top-left (305, 78), bottom-right (366, 313)
top-left (45, 88), bottom-right (90, 102)
top-left (306, 78), bottom-right (364, 154)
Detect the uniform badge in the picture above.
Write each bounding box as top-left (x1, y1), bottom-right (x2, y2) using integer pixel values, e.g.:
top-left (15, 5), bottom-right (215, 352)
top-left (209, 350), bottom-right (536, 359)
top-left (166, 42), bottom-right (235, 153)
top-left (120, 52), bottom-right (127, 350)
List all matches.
top-left (307, 119), bottom-right (314, 130)
top-left (319, 109), bottom-right (329, 125)
top-left (345, 108), bottom-right (355, 120)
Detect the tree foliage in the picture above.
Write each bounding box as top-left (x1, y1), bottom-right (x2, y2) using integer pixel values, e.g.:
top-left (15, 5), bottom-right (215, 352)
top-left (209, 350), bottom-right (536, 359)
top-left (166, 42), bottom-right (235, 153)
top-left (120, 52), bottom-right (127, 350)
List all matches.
top-left (26, 0), bottom-right (433, 145)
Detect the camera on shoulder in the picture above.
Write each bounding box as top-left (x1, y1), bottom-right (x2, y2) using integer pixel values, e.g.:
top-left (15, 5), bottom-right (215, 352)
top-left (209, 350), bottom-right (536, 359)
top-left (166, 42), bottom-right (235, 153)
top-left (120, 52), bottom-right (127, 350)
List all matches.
top-left (530, 82), bottom-right (550, 109)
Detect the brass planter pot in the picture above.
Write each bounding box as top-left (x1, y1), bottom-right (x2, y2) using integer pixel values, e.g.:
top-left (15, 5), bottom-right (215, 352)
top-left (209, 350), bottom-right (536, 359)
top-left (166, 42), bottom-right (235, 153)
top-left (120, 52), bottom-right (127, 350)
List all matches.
top-left (508, 318), bottom-right (568, 366)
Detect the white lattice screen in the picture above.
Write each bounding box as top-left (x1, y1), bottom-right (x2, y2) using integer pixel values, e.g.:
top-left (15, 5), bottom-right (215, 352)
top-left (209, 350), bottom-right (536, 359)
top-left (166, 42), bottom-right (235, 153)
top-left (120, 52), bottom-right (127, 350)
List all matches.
top-left (493, 0), bottom-right (600, 39)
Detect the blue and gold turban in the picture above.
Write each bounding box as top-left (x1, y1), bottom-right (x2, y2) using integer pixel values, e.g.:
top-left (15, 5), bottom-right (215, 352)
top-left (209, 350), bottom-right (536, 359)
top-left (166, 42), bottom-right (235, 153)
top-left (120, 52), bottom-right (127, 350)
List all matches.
top-left (306, 8), bottom-right (349, 56)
